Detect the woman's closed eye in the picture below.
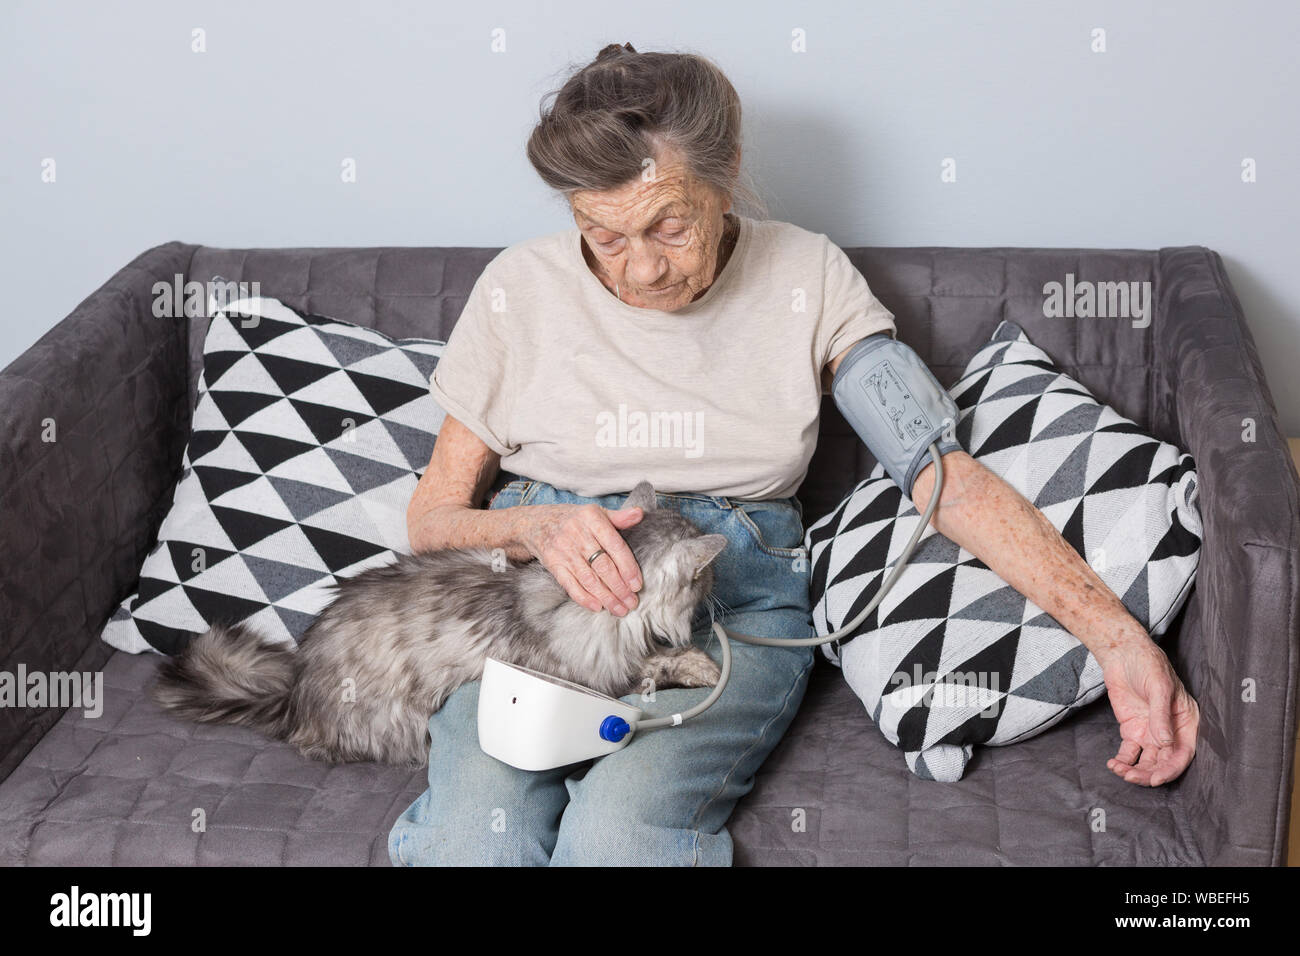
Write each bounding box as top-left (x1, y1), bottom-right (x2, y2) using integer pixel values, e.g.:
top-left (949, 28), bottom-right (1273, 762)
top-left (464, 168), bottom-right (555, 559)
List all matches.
top-left (656, 220), bottom-right (689, 243)
top-left (592, 221), bottom-right (689, 250)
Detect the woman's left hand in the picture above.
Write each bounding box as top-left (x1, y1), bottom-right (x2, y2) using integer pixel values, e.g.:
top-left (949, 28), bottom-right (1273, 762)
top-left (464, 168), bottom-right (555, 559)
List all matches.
top-left (1100, 638), bottom-right (1200, 787)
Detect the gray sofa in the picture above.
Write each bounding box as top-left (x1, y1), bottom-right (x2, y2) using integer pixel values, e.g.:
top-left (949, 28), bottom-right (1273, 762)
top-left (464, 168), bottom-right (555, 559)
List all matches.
top-left (1, 241), bottom-right (1296, 866)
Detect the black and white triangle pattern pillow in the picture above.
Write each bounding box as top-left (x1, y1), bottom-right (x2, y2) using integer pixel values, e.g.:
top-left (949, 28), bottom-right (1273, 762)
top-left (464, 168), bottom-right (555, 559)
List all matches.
top-left (805, 320), bottom-right (1202, 782)
top-left (101, 297), bottom-right (446, 655)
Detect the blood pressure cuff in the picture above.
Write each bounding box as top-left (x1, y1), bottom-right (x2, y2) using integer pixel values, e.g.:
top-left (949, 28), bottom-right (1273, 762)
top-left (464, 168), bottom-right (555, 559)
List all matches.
top-left (831, 333), bottom-right (963, 495)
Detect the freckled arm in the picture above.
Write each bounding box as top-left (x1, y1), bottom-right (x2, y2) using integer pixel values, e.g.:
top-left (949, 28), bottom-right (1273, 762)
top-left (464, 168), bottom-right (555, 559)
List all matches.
top-left (908, 451), bottom-right (1149, 664)
top-left (824, 343), bottom-right (1147, 665)
top-left (825, 343), bottom-right (1198, 786)
top-left (407, 416), bottom-right (535, 560)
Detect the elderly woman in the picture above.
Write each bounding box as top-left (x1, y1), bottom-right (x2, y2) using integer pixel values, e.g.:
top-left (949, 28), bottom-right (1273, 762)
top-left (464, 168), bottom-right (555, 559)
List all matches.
top-left (388, 43), bottom-right (1199, 867)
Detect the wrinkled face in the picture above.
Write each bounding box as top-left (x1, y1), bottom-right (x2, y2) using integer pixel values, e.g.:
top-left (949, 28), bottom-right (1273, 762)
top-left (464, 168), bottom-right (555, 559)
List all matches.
top-left (571, 148), bottom-right (733, 312)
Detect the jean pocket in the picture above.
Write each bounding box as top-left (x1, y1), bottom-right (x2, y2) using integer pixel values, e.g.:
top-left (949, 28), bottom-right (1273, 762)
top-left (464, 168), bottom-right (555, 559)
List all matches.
top-left (731, 500), bottom-right (808, 560)
top-left (488, 479), bottom-right (532, 510)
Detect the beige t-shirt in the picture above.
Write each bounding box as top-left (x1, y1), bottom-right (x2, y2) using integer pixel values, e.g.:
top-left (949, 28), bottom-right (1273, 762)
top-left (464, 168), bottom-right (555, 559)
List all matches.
top-left (430, 215), bottom-right (897, 499)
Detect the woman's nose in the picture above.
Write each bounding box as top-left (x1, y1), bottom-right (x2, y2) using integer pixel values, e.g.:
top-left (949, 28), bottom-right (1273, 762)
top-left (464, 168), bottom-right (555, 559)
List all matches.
top-left (626, 243), bottom-right (668, 285)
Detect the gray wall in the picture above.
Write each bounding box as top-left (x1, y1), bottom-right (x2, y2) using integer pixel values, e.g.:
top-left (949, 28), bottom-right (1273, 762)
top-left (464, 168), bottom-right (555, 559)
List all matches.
top-left (4, 0), bottom-right (1298, 430)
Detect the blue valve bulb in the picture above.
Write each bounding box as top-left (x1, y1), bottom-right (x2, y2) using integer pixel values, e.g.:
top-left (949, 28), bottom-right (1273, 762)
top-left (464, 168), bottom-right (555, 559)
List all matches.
top-left (599, 715), bottom-right (631, 743)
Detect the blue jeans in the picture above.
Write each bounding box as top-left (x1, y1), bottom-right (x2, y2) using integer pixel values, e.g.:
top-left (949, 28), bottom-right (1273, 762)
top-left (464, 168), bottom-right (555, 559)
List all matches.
top-left (387, 479), bottom-right (816, 866)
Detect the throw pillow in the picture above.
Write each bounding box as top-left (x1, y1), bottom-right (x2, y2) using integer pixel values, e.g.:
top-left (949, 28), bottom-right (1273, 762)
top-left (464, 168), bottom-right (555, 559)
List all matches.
top-left (101, 296), bottom-right (446, 655)
top-left (804, 320), bottom-right (1202, 781)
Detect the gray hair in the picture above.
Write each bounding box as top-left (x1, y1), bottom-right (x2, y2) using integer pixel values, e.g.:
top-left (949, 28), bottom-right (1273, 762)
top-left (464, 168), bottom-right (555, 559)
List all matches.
top-left (526, 42), bottom-right (767, 218)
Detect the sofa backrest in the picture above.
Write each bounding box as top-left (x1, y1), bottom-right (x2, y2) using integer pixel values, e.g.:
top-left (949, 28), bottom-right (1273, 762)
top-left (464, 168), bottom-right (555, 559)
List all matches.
top-left (186, 244), bottom-right (1165, 521)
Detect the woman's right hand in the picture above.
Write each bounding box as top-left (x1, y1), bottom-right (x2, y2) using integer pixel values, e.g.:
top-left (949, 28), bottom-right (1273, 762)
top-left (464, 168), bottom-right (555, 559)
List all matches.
top-left (518, 501), bottom-right (645, 616)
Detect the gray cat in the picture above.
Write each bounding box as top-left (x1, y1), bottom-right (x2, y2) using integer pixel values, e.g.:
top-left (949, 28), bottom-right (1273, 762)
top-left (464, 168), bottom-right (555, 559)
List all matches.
top-left (151, 480), bottom-right (726, 767)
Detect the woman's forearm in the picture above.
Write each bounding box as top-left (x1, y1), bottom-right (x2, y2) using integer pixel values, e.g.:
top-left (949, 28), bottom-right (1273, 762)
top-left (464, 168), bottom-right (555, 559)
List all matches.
top-left (408, 503), bottom-right (535, 560)
top-left (406, 420), bottom-right (538, 559)
top-left (909, 451), bottom-right (1149, 666)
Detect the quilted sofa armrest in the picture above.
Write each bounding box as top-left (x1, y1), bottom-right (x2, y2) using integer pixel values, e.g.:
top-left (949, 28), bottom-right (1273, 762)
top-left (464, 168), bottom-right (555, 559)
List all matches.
top-left (1154, 246), bottom-right (1300, 865)
top-left (0, 241), bottom-right (197, 781)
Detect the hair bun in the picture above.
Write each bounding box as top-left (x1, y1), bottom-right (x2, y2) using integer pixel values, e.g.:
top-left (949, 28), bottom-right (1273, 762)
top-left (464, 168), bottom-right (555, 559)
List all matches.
top-left (597, 42), bottom-right (636, 60)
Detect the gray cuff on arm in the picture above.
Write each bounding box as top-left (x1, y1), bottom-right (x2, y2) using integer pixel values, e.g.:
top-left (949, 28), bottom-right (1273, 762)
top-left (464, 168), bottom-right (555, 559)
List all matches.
top-left (904, 433), bottom-right (964, 497)
top-left (830, 333), bottom-right (963, 496)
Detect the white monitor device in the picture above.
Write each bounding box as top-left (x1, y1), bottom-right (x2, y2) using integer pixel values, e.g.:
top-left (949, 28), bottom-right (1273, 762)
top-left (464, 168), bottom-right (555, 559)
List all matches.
top-left (478, 657), bottom-right (644, 771)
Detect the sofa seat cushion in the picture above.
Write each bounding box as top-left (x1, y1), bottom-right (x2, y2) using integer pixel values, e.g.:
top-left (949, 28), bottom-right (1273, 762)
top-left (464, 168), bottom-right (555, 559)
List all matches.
top-left (0, 652), bottom-right (1202, 866)
top-left (0, 652), bottom-right (427, 865)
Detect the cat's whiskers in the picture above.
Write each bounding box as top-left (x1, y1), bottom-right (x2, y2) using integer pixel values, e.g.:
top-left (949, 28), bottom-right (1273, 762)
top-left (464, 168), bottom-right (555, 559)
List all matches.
top-left (706, 591), bottom-right (733, 622)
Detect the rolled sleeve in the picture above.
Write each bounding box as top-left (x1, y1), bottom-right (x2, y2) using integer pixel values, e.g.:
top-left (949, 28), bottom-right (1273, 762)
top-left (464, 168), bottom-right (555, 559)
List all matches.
top-left (428, 264), bottom-right (517, 457)
top-left (817, 235), bottom-right (898, 369)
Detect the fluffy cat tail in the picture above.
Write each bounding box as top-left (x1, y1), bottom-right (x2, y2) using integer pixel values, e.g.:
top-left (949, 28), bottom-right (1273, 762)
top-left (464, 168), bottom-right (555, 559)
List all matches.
top-left (151, 622), bottom-right (295, 737)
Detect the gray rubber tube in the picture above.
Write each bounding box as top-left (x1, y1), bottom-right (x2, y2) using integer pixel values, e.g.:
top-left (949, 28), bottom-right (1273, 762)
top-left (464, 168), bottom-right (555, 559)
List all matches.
top-left (633, 443), bottom-right (946, 732)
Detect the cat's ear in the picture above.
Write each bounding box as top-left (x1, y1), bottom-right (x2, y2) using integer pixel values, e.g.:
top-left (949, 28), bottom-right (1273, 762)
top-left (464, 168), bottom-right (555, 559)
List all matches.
top-left (625, 479), bottom-right (657, 512)
top-left (683, 533), bottom-right (727, 572)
